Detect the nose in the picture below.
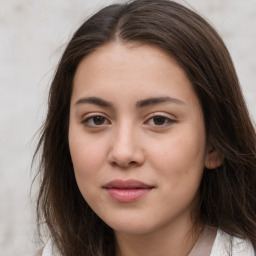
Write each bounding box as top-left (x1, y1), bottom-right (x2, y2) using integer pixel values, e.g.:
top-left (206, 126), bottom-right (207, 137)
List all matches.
top-left (107, 124), bottom-right (145, 168)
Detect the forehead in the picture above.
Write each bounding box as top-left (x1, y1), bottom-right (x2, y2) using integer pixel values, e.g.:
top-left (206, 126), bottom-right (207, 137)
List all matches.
top-left (74, 42), bottom-right (177, 80)
top-left (72, 42), bottom-right (200, 109)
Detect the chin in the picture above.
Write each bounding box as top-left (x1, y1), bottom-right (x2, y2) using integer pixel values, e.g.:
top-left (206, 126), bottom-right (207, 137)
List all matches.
top-left (104, 217), bottom-right (159, 236)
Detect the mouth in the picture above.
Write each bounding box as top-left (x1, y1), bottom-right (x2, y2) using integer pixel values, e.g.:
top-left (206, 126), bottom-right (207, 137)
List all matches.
top-left (103, 179), bottom-right (154, 202)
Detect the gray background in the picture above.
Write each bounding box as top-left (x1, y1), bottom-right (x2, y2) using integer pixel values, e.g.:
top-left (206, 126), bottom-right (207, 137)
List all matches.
top-left (0, 0), bottom-right (255, 255)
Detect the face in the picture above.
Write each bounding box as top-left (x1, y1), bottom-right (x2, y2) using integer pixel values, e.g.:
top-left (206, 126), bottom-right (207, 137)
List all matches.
top-left (69, 42), bottom-right (218, 236)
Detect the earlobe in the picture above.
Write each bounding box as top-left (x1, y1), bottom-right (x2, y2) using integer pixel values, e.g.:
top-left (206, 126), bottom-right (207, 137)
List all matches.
top-left (205, 145), bottom-right (223, 169)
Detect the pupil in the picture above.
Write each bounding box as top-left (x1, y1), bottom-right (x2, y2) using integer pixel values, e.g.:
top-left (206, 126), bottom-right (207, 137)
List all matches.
top-left (93, 116), bottom-right (105, 125)
top-left (153, 116), bottom-right (165, 125)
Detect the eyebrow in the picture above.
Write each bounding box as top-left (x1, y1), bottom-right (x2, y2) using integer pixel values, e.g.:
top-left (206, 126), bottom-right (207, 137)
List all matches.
top-left (75, 96), bottom-right (185, 108)
top-left (136, 96), bottom-right (185, 108)
top-left (75, 97), bottom-right (114, 108)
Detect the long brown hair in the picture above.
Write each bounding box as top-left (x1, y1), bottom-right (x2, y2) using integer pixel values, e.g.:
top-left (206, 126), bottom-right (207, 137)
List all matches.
top-left (34, 0), bottom-right (256, 255)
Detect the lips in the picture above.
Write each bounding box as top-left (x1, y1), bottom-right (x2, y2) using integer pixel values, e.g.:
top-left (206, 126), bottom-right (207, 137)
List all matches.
top-left (103, 179), bottom-right (154, 202)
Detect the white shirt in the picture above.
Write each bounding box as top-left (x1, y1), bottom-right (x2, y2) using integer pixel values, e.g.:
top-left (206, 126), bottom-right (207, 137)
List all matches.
top-left (42, 229), bottom-right (255, 256)
top-left (210, 229), bottom-right (255, 256)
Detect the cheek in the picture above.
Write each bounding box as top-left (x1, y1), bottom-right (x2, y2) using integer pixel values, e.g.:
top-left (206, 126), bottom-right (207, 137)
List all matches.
top-left (68, 129), bottom-right (107, 179)
top-left (151, 130), bottom-right (206, 213)
top-left (72, 144), bottom-right (103, 172)
top-left (69, 134), bottom-right (106, 204)
top-left (149, 125), bottom-right (206, 179)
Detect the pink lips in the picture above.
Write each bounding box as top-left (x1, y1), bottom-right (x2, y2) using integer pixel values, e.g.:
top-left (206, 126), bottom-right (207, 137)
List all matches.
top-left (103, 179), bottom-right (154, 202)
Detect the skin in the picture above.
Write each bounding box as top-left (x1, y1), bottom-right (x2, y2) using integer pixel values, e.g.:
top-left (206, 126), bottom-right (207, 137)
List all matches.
top-left (69, 42), bottom-right (221, 256)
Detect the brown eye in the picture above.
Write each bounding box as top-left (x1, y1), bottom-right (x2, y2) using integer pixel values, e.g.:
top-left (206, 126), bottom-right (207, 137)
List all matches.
top-left (82, 115), bottom-right (110, 127)
top-left (93, 116), bottom-right (106, 125)
top-left (152, 116), bottom-right (167, 125)
top-left (145, 115), bottom-right (175, 128)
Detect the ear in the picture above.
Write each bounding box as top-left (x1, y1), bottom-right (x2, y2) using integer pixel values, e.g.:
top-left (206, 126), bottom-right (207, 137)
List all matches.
top-left (204, 144), bottom-right (223, 169)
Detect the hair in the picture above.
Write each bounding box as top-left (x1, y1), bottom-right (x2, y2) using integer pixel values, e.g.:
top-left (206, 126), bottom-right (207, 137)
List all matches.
top-left (34, 0), bottom-right (256, 255)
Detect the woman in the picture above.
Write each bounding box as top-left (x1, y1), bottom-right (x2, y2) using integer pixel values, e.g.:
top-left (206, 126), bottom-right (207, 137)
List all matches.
top-left (34, 0), bottom-right (256, 255)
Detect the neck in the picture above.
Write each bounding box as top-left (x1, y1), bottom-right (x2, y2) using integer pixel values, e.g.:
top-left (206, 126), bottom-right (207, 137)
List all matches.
top-left (115, 219), bottom-right (203, 256)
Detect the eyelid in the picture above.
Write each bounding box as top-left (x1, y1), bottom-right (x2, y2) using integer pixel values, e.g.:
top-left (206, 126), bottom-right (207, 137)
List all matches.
top-left (81, 112), bottom-right (111, 127)
top-left (143, 112), bottom-right (177, 127)
top-left (144, 112), bottom-right (176, 120)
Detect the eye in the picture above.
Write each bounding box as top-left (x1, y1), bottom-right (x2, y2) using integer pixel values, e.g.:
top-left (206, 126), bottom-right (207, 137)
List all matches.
top-left (145, 115), bottom-right (175, 127)
top-left (82, 115), bottom-right (110, 127)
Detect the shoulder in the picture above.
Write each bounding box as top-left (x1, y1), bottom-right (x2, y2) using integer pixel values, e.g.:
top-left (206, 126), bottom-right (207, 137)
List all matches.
top-left (210, 229), bottom-right (255, 256)
top-left (39, 240), bottom-right (63, 256)
top-left (37, 240), bottom-right (55, 256)
top-left (33, 248), bottom-right (43, 256)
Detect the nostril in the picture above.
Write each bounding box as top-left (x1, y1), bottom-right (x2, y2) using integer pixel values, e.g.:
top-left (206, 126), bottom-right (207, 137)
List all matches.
top-left (111, 160), bottom-right (139, 168)
top-left (107, 144), bottom-right (145, 168)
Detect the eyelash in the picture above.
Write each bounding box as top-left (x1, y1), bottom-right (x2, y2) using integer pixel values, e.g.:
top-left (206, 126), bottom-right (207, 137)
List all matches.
top-left (81, 114), bottom-right (176, 128)
top-left (82, 114), bottom-right (110, 128)
top-left (144, 115), bottom-right (175, 127)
